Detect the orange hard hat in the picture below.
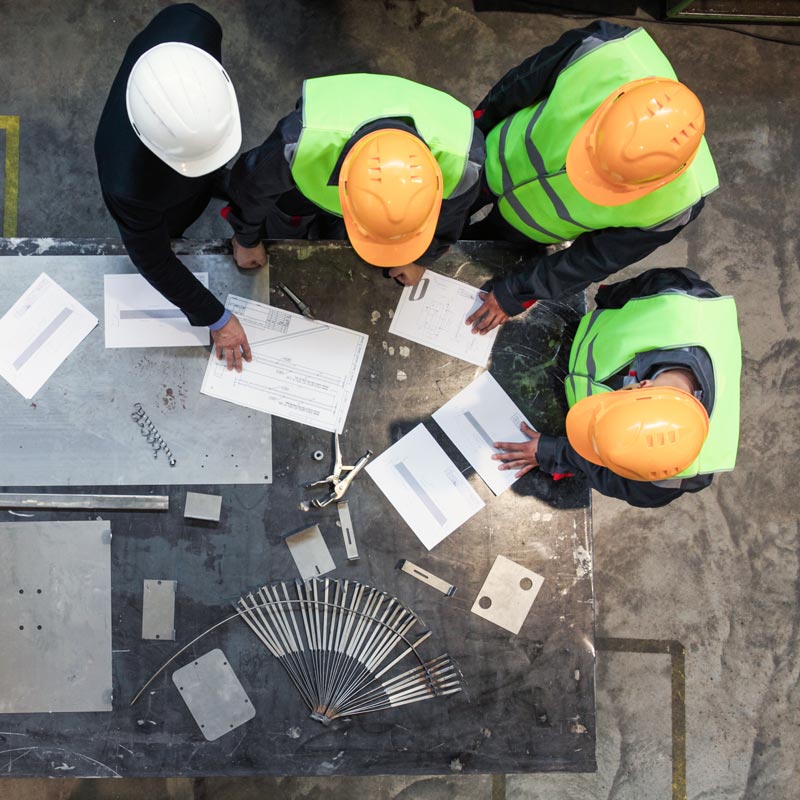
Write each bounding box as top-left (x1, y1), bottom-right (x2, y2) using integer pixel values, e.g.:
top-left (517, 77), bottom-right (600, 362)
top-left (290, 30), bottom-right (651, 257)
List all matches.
top-left (338, 128), bottom-right (443, 267)
top-left (566, 78), bottom-right (705, 207)
top-left (566, 386), bottom-right (709, 482)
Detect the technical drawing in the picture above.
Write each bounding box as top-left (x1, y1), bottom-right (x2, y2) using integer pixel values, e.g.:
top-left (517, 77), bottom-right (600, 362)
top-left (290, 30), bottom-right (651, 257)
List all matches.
top-left (202, 296), bottom-right (368, 433)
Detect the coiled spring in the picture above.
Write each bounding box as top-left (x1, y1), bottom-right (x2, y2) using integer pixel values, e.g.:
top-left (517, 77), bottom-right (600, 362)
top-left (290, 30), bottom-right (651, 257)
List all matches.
top-left (131, 403), bottom-right (177, 467)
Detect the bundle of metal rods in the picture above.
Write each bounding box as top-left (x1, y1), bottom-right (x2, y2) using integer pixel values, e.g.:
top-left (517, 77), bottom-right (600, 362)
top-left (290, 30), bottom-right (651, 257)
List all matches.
top-left (236, 578), bottom-right (462, 725)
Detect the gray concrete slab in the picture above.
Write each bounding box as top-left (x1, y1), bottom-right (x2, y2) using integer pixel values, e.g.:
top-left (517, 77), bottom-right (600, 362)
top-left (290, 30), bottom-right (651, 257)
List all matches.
top-left (0, 0), bottom-right (798, 798)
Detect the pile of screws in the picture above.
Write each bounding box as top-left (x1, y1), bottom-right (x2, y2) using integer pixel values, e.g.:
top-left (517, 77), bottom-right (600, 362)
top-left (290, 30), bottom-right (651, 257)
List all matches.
top-left (131, 403), bottom-right (177, 467)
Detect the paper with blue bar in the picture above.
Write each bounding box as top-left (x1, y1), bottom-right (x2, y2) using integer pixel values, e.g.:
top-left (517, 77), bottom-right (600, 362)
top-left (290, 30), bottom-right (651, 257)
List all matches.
top-left (0, 272), bottom-right (97, 399)
top-left (433, 372), bottom-right (536, 496)
top-left (365, 423), bottom-right (484, 550)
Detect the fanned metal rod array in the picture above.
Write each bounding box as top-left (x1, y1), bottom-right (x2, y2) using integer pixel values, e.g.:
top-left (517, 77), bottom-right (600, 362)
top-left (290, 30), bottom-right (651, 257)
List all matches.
top-left (236, 578), bottom-right (462, 725)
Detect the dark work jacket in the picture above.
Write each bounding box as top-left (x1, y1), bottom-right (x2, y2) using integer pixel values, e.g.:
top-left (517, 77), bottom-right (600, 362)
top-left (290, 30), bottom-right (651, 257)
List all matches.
top-left (227, 112), bottom-right (485, 267)
top-left (473, 21), bottom-right (706, 312)
top-left (536, 268), bottom-right (719, 508)
top-left (95, 3), bottom-right (226, 326)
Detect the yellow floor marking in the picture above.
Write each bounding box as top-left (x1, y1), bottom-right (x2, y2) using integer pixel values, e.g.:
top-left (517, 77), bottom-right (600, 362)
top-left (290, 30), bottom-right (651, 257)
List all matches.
top-left (0, 116), bottom-right (20, 237)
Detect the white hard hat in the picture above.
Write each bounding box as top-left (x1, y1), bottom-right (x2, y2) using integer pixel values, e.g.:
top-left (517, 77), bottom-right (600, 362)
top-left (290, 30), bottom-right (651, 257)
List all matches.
top-left (126, 42), bottom-right (241, 177)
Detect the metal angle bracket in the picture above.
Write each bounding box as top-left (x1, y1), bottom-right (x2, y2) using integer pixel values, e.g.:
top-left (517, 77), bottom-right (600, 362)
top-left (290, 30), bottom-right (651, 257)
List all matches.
top-left (396, 559), bottom-right (456, 596)
top-left (336, 501), bottom-right (359, 561)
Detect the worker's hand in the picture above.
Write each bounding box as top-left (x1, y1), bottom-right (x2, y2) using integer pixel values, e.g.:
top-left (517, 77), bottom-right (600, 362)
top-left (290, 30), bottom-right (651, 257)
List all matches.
top-left (492, 422), bottom-right (540, 478)
top-left (466, 290), bottom-right (509, 335)
top-left (231, 237), bottom-right (267, 270)
top-left (387, 264), bottom-right (426, 286)
top-left (211, 313), bottom-right (252, 372)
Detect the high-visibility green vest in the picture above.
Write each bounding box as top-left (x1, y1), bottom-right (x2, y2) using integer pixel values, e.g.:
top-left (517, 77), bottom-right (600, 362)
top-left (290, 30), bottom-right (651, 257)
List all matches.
top-left (565, 293), bottom-right (741, 477)
top-left (484, 29), bottom-right (719, 243)
top-left (290, 74), bottom-right (474, 216)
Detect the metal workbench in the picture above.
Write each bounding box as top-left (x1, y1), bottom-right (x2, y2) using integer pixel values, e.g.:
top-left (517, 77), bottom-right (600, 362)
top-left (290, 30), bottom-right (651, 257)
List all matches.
top-left (0, 238), bottom-right (595, 777)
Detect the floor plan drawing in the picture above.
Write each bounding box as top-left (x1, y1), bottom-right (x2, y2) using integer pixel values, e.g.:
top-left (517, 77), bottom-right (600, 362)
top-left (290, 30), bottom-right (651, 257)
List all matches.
top-left (201, 295), bottom-right (368, 433)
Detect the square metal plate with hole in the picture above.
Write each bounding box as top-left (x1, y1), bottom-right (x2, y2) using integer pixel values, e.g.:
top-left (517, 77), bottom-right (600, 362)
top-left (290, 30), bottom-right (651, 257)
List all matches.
top-left (470, 554), bottom-right (544, 635)
top-left (172, 648), bottom-right (256, 741)
top-left (284, 524), bottom-right (336, 581)
top-left (184, 491), bottom-right (223, 522)
top-left (0, 520), bottom-right (112, 712)
top-left (142, 579), bottom-right (176, 641)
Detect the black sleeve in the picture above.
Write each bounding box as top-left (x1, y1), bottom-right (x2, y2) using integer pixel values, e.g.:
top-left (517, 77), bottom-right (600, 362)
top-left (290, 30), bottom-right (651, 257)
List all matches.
top-left (491, 199), bottom-right (705, 313)
top-left (595, 266), bottom-right (720, 308)
top-left (226, 109), bottom-right (302, 248)
top-left (475, 21), bottom-right (632, 134)
top-left (536, 434), bottom-right (713, 508)
top-left (417, 127), bottom-right (486, 266)
top-left (102, 192), bottom-right (225, 327)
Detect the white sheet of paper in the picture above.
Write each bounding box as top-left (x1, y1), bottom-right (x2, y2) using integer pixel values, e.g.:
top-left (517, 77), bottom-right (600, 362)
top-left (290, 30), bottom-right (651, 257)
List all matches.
top-left (104, 272), bottom-right (210, 348)
top-left (388, 270), bottom-right (499, 367)
top-left (200, 295), bottom-right (368, 433)
top-left (366, 424), bottom-right (484, 550)
top-left (433, 372), bottom-right (536, 496)
top-left (0, 273), bottom-right (98, 399)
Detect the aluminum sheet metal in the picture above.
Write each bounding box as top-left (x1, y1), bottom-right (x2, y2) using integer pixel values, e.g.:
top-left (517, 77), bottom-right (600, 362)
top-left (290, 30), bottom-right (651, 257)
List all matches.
top-left (0, 519), bottom-right (112, 713)
top-left (0, 254), bottom-right (272, 486)
top-left (173, 648), bottom-right (255, 741)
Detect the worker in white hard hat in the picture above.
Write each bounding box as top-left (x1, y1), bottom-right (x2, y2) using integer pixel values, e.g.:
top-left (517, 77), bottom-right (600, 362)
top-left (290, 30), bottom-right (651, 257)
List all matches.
top-left (95, 4), bottom-right (251, 371)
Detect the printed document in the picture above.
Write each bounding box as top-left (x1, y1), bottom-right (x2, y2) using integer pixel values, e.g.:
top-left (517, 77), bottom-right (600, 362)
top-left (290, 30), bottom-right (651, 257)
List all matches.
top-left (0, 272), bottom-right (97, 399)
top-left (366, 424), bottom-right (484, 550)
top-left (201, 295), bottom-right (368, 433)
top-left (104, 272), bottom-right (210, 348)
top-left (433, 372), bottom-right (536, 496)
top-left (388, 270), bottom-right (499, 367)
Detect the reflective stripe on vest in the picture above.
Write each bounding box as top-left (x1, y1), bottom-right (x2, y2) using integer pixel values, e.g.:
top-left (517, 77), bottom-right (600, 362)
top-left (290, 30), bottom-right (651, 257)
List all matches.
top-left (291, 74), bottom-right (473, 216)
top-left (566, 293), bottom-right (741, 477)
top-left (485, 29), bottom-right (719, 243)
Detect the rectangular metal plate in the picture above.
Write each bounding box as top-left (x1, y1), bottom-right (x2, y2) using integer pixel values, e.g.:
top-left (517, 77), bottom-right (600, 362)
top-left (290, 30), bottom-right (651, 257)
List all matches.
top-left (470, 554), bottom-right (544, 635)
top-left (337, 500), bottom-right (359, 560)
top-left (184, 491), bottom-right (222, 522)
top-left (0, 520), bottom-right (112, 712)
top-left (284, 524), bottom-right (336, 581)
top-left (0, 255), bottom-right (272, 486)
top-left (142, 579), bottom-right (176, 641)
top-left (172, 648), bottom-right (256, 741)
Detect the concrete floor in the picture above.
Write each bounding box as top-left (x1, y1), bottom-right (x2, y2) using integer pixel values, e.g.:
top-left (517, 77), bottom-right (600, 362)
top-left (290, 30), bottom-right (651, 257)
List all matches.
top-left (1, 1), bottom-right (799, 798)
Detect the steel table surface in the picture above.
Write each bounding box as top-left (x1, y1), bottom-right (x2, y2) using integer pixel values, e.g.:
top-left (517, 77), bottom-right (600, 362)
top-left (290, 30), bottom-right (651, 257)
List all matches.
top-left (0, 238), bottom-right (595, 777)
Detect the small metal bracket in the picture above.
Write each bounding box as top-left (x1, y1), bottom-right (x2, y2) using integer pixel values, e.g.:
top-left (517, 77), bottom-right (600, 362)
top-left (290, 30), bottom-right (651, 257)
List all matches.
top-left (396, 559), bottom-right (456, 596)
top-left (336, 501), bottom-right (358, 561)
